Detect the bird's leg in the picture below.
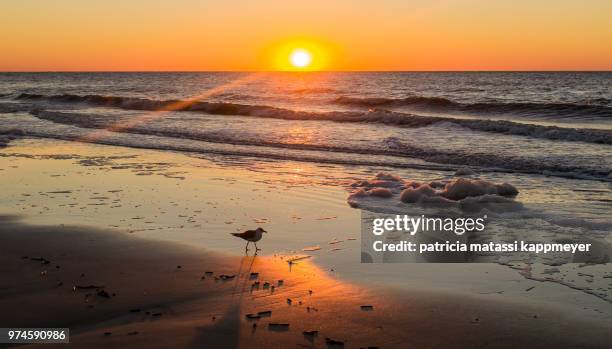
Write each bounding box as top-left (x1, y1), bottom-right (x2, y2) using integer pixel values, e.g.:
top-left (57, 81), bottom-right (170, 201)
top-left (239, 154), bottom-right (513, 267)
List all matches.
top-left (255, 242), bottom-right (261, 251)
top-left (245, 241), bottom-right (250, 252)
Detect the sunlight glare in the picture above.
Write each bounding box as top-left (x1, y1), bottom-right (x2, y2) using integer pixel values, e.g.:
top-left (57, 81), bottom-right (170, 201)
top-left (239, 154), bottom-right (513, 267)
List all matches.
top-left (290, 49), bottom-right (312, 68)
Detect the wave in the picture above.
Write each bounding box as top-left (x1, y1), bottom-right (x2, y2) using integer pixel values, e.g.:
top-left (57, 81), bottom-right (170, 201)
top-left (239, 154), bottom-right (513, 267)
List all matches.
top-left (13, 94), bottom-right (612, 145)
top-left (23, 109), bottom-right (612, 182)
top-left (288, 87), bottom-right (339, 94)
top-left (581, 97), bottom-right (611, 106)
top-left (0, 102), bottom-right (32, 114)
top-left (334, 96), bottom-right (612, 118)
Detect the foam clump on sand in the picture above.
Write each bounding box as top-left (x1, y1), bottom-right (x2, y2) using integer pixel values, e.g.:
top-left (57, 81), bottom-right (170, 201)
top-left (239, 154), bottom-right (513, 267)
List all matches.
top-left (351, 172), bottom-right (404, 189)
top-left (439, 178), bottom-right (518, 201)
top-left (348, 172), bottom-right (519, 208)
top-left (399, 177), bottom-right (518, 204)
top-left (348, 172), bottom-right (403, 204)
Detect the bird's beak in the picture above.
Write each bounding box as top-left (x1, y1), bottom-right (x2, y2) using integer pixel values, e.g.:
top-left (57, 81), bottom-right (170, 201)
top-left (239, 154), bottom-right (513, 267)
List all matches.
top-left (263, 230), bottom-right (268, 233)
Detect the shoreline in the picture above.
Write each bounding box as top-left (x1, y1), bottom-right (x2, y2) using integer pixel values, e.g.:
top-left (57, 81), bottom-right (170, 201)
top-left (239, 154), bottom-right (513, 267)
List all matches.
top-left (1, 215), bottom-right (610, 348)
top-left (0, 137), bottom-right (610, 348)
top-left (0, 138), bottom-right (610, 317)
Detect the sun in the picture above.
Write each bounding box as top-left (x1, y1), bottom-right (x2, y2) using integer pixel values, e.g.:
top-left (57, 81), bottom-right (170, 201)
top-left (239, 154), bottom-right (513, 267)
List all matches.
top-left (289, 49), bottom-right (312, 68)
top-left (265, 38), bottom-right (334, 71)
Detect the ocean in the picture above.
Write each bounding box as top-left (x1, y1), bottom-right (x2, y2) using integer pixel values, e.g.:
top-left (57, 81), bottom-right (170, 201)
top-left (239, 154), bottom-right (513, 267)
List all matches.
top-left (1, 72), bottom-right (610, 177)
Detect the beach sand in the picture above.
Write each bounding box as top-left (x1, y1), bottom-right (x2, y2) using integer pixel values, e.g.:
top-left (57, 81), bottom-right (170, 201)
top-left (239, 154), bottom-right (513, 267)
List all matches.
top-left (1, 215), bottom-right (611, 349)
top-left (1, 138), bottom-right (611, 348)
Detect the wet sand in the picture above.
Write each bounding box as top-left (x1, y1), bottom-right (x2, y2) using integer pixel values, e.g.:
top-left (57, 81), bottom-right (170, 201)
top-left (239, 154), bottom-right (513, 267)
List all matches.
top-left (1, 138), bottom-right (611, 348)
top-left (1, 215), bottom-right (611, 349)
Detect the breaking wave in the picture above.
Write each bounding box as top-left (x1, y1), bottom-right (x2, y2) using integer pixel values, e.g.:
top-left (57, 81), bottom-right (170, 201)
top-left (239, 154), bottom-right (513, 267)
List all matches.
top-left (334, 96), bottom-right (612, 118)
top-left (14, 94), bottom-right (612, 144)
top-left (19, 109), bottom-right (612, 181)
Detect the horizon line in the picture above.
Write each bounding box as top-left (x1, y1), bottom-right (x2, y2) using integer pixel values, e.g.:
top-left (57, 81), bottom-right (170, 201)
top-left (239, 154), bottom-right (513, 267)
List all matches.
top-left (1, 70), bottom-right (611, 73)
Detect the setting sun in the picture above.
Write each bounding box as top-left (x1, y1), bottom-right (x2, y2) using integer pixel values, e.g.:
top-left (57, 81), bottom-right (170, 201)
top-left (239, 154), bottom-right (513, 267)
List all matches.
top-left (289, 49), bottom-right (312, 68)
top-left (264, 38), bottom-right (333, 71)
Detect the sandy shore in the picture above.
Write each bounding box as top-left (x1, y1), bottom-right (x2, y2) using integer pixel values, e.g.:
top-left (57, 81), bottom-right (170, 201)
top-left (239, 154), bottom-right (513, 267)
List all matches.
top-left (1, 215), bottom-right (610, 349)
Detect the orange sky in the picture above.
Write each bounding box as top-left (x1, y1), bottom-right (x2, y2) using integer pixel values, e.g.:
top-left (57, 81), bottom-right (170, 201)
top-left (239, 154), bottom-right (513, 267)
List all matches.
top-left (1, 0), bottom-right (611, 71)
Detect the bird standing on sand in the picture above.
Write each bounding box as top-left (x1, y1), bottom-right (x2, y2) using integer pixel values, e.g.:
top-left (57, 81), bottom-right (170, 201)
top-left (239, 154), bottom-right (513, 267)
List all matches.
top-left (232, 227), bottom-right (267, 252)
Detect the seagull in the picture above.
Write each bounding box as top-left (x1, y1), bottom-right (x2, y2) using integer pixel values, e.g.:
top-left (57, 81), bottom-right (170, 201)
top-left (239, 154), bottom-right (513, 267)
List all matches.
top-left (232, 227), bottom-right (267, 252)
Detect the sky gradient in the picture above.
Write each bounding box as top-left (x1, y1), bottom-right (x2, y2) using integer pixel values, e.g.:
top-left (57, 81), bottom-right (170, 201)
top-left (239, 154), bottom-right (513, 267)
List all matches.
top-left (1, 0), bottom-right (611, 71)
